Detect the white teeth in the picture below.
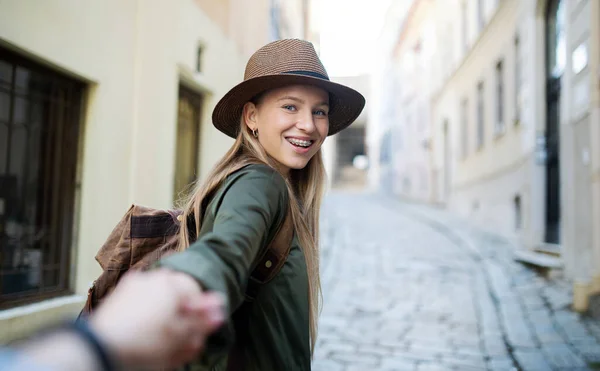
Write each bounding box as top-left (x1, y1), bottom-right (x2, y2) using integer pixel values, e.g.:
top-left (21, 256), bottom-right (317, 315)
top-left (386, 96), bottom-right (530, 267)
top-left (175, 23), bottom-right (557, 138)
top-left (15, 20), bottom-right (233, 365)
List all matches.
top-left (287, 138), bottom-right (312, 147)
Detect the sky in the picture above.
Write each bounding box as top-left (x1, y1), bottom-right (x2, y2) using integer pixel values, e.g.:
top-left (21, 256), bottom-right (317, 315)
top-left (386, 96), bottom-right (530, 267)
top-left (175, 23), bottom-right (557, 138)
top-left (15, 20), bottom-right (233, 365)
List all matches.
top-left (316, 0), bottom-right (393, 77)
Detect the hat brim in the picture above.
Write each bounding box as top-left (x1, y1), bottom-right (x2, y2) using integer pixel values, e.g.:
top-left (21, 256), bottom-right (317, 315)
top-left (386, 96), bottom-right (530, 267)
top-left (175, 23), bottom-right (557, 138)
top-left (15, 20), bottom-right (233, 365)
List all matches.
top-left (212, 74), bottom-right (366, 138)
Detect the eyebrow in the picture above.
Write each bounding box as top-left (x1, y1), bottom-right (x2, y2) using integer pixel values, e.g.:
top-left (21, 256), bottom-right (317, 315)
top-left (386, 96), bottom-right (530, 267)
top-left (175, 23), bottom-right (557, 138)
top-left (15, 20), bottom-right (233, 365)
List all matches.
top-left (277, 96), bottom-right (329, 107)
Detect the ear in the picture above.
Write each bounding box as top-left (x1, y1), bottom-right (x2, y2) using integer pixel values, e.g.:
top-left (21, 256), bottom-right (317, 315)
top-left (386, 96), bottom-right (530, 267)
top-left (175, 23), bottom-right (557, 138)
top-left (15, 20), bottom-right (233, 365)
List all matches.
top-left (242, 102), bottom-right (259, 132)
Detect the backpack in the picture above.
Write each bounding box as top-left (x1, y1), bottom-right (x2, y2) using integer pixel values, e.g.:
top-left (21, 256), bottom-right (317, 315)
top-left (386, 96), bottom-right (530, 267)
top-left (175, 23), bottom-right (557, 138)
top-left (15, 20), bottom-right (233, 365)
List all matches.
top-left (79, 202), bottom-right (294, 317)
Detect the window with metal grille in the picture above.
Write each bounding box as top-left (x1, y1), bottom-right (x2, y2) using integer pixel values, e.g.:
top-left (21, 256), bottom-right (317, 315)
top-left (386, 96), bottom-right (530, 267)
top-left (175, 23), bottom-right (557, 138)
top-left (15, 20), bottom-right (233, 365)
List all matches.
top-left (0, 47), bottom-right (84, 309)
top-left (476, 81), bottom-right (485, 150)
top-left (173, 85), bottom-right (202, 202)
top-left (514, 34), bottom-right (522, 125)
top-left (514, 195), bottom-right (522, 230)
top-left (461, 98), bottom-right (469, 159)
top-left (495, 59), bottom-right (505, 135)
top-left (477, 0), bottom-right (485, 32)
top-left (461, 1), bottom-right (469, 53)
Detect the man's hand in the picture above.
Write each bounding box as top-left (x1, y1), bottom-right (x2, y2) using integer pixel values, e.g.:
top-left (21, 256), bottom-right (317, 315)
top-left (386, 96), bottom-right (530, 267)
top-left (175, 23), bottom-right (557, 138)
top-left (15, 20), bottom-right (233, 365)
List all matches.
top-left (89, 269), bottom-right (224, 370)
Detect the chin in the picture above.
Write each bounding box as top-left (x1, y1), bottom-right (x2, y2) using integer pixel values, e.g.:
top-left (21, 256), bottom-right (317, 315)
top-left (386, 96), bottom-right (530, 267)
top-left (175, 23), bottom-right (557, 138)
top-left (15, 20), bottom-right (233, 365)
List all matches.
top-left (285, 159), bottom-right (310, 170)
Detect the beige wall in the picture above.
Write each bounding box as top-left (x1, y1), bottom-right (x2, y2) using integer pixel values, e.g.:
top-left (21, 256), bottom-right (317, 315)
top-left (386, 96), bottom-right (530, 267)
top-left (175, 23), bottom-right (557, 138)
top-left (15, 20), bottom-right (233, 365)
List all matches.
top-left (430, 0), bottom-right (543, 244)
top-left (0, 0), bottom-right (306, 342)
top-left (391, 0), bottom-right (435, 202)
top-left (194, 0), bottom-right (271, 58)
top-left (590, 0), bottom-right (600, 295)
top-left (559, 0), bottom-right (600, 309)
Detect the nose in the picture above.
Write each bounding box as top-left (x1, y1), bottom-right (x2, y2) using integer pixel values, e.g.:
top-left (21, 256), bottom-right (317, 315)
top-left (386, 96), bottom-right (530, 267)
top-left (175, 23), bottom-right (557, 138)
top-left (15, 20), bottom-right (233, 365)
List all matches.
top-left (295, 108), bottom-right (317, 134)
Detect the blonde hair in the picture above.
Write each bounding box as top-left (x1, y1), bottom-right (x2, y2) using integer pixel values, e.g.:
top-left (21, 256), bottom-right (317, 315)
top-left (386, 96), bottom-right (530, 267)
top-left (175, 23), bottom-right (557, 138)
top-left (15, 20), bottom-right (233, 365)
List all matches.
top-left (176, 107), bottom-right (325, 354)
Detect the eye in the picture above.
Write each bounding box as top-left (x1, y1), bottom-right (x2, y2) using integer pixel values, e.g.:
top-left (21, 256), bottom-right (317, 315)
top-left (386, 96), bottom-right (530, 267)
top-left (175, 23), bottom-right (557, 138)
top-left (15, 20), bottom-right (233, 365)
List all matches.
top-left (314, 109), bottom-right (328, 116)
top-left (283, 105), bottom-right (297, 111)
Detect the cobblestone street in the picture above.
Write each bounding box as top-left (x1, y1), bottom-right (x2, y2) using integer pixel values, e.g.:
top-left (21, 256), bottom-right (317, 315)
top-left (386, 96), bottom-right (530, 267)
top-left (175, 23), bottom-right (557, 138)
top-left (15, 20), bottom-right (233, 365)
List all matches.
top-left (313, 192), bottom-right (600, 371)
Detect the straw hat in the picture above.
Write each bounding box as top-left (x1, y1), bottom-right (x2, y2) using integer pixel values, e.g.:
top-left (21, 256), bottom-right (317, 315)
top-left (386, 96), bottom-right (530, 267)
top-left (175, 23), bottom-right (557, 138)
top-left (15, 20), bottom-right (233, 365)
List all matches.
top-left (212, 39), bottom-right (366, 138)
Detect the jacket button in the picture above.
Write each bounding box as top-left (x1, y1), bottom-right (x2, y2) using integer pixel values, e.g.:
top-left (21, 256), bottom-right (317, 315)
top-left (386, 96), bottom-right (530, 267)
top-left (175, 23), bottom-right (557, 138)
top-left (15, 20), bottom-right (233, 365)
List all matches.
top-left (265, 260), bottom-right (273, 268)
top-left (177, 215), bottom-right (183, 222)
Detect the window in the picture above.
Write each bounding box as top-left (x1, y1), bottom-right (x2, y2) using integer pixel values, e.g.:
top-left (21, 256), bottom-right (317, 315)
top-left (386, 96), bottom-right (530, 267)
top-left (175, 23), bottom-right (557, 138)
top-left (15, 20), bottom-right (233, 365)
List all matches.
top-left (269, 0), bottom-right (282, 40)
top-left (495, 59), bottom-right (505, 134)
top-left (476, 81), bottom-right (485, 149)
top-left (477, 0), bottom-right (485, 32)
top-left (0, 47), bottom-right (84, 308)
top-left (514, 195), bottom-right (522, 230)
top-left (173, 86), bottom-right (203, 202)
top-left (461, 1), bottom-right (469, 53)
top-left (461, 98), bottom-right (469, 159)
top-left (514, 34), bottom-right (522, 124)
top-left (196, 46), bottom-right (203, 73)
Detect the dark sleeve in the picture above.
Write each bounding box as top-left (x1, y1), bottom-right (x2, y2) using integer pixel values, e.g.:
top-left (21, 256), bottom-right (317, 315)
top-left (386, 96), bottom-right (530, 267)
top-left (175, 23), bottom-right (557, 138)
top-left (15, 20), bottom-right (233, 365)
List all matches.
top-left (156, 166), bottom-right (288, 350)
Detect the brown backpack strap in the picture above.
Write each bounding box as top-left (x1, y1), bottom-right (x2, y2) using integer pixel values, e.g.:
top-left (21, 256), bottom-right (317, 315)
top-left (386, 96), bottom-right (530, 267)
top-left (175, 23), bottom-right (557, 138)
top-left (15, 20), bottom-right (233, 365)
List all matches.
top-left (244, 208), bottom-right (294, 301)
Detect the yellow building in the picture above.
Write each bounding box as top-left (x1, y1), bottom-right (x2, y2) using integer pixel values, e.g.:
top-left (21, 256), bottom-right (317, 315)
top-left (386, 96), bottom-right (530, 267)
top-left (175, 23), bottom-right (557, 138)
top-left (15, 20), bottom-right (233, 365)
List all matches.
top-left (0, 0), bottom-right (309, 342)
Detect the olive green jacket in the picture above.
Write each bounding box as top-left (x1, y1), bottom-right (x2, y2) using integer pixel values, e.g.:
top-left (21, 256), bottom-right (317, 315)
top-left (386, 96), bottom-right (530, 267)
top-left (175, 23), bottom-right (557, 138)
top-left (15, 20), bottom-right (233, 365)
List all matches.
top-left (158, 164), bottom-right (310, 371)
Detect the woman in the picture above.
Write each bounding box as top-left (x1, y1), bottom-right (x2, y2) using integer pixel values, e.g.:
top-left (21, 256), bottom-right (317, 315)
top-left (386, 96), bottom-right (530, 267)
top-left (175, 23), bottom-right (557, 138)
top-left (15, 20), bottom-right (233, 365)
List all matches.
top-left (158, 39), bottom-right (365, 370)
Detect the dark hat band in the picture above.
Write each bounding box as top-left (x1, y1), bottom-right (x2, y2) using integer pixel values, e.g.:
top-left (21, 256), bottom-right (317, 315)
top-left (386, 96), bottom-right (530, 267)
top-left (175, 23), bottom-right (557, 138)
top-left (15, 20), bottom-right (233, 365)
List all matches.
top-left (282, 70), bottom-right (329, 81)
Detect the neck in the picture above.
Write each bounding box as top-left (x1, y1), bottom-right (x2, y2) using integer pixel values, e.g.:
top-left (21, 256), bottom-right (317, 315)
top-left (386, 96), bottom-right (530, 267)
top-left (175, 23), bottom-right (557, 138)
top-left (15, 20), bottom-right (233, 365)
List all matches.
top-left (272, 160), bottom-right (290, 178)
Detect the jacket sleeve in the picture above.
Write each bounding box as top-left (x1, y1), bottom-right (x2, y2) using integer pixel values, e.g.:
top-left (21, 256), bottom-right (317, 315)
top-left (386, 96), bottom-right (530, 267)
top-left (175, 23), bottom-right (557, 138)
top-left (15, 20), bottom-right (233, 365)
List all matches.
top-left (156, 166), bottom-right (288, 350)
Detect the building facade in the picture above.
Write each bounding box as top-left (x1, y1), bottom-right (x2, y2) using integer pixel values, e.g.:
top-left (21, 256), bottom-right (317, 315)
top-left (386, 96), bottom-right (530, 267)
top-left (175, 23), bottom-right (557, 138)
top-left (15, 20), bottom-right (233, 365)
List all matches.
top-left (372, 0), bottom-right (600, 311)
top-left (367, 0), bottom-right (415, 194)
top-left (0, 0), bottom-right (308, 342)
top-left (390, 0), bottom-right (436, 201)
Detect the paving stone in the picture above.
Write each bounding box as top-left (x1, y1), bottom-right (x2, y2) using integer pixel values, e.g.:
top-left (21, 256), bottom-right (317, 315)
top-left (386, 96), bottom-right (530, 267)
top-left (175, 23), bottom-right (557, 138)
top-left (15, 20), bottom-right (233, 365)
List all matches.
top-left (513, 349), bottom-right (553, 371)
top-left (329, 351), bottom-right (380, 366)
top-left (438, 353), bottom-right (487, 369)
top-left (571, 339), bottom-right (600, 363)
top-left (500, 300), bottom-right (538, 348)
top-left (541, 343), bottom-right (587, 368)
top-left (379, 356), bottom-right (419, 370)
top-left (356, 344), bottom-right (394, 357)
top-left (378, 339), bottom-right (409, 350)
top-left (416, 363), bottom-right (448, 371)
top-left (314, 340), bottom-right (356, 358)
top-left (454, 346), bottom-right (486, 358)
top-left (528, 309), bottom-right (565, 344)
top-left (554, 311), bottom-right (596, 344)
top-left (392, 349), bottom-right (441, 362)
top-left (587, 320), bottom-right (600, 341)
top-left (487, 356), bottom-right (517, 371)
top-left (311, 359), bottom-right (345, 371)
top-left (485, 261), bottom-right (513, 299)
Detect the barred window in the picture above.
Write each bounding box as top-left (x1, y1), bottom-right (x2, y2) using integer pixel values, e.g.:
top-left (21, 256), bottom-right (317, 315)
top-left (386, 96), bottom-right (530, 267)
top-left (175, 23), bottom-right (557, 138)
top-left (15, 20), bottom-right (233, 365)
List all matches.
top-left (461, 98), bottom-right (469, 159)
top-left (476, 81), bottom-right (485, 149)
top-left (173, 85), bottom-right (203, 201)
top-left (514, 34), bottom-right (522, 124)
top-left (495, 59), bottom-right (505, 134)
top-left (0, 47), bottom-right (84, 308)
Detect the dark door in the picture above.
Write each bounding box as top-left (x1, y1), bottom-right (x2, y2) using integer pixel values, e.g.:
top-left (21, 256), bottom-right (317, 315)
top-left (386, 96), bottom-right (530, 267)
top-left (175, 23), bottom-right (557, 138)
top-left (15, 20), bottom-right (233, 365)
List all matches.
top-left (544, 0), bottom-right (564, 243)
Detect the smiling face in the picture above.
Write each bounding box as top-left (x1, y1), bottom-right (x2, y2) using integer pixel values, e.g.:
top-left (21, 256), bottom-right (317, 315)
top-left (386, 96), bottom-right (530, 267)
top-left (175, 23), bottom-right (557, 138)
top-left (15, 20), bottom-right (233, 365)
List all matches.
top-left (242, 85), bottom-right (330, 174)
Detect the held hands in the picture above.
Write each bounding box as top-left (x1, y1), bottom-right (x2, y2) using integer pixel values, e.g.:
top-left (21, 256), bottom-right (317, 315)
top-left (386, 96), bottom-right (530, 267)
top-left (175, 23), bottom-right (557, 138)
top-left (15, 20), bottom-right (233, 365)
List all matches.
top-left (88, 269), bottom-right (224, 370)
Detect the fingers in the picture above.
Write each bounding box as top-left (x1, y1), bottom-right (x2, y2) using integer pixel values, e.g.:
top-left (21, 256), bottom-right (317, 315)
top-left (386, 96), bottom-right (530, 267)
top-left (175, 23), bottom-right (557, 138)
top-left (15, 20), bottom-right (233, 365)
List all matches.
top-left (181, 293), bottom-right (225, 333)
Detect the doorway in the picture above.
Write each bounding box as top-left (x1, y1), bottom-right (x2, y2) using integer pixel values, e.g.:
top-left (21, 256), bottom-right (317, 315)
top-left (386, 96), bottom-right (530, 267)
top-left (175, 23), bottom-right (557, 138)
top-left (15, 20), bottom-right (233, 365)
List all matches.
top-left (544, 0), bottom-right (564, 243)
